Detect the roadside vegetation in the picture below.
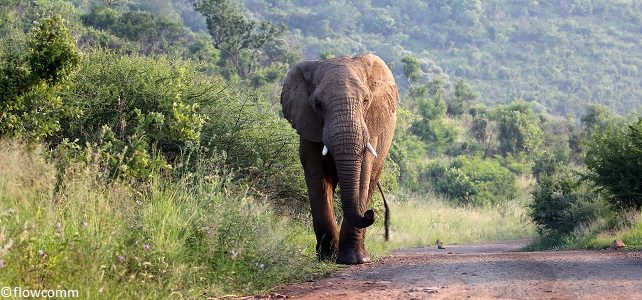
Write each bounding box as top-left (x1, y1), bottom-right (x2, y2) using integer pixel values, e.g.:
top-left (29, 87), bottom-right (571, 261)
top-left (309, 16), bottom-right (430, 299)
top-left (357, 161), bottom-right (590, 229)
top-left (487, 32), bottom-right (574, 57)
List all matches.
top-left (526, 116), bottom-right (642, 251)
top-left (0, 0), bottom-right (640, 298)
top-left (368, 194), bottom-right (533, 251)
top-left (0, 140), bottom-right (335, 298)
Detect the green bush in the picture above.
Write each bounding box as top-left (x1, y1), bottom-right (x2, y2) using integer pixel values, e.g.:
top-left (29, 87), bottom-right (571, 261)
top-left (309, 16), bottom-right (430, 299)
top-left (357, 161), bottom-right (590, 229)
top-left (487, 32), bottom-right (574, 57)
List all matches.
top-left (389, 108), bottom-right (428, 191)
top-left (198, 88), bottom-right (305, 206)
top-left (529, 166), bottom-right (608, 236)
top-left (58, 51), bottom-right (204, 180)
top-left (585, 117), bottom-right (642, 210)
top-left (427, 156), bottom-right (517, 206)
top-left (494, 154), bottom-right (531, 175)
top-left (410, 80), bottom-right (460, 155)
top-left (493, 100), bottom-right (543, 158)
top-left (0, 14), bottom-right (80, 140)
top-left (532, 151), bottom-right (562, 181)
top-left (57, 50), bottom-right (305, 205)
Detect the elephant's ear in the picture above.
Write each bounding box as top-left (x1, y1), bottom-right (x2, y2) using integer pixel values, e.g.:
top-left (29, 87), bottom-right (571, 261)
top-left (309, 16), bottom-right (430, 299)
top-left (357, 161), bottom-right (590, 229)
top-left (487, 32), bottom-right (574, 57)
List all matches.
top-left (281, 60), bottom-right (323, 142)
top-left (362, 54), bottom-right (399, 138)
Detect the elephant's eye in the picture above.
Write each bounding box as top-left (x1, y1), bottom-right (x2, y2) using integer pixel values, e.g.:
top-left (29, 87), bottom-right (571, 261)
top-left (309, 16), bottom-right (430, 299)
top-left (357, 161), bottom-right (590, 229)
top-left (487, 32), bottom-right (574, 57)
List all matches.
top-left (314, 98), bottom-right (323, 112)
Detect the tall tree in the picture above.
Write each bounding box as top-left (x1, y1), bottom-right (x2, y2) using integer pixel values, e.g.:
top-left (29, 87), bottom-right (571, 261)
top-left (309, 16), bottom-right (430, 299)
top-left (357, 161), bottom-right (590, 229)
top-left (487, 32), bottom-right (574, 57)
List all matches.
top-left (449, 79), bottom-right (479, 115)
top-left (401, 55), bottom-right (420, 87)
top-left (585, 117), bottom-right (642, 210)
top-left (194, 0), bottom-right (285, 78)
top-left (494, 100), bottom-right (543, 158)
top-left (580, 104), bottom-right (620, 136)
top-left (0, 14), bottom-right (80, 139)
top-left (470, 107), bottom-right (495, 158)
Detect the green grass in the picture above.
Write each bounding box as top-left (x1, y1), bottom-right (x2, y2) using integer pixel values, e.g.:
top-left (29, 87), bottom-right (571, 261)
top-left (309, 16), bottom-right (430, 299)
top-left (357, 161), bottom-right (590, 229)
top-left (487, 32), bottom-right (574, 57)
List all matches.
top-left (365, 194), bottom-right (535, 252)
top-left (0, 140), bottom-right (335, 298)
top-left (524, 211), bottom-right (642, 251)
top-left (618, 214), bottom-right (642, 250)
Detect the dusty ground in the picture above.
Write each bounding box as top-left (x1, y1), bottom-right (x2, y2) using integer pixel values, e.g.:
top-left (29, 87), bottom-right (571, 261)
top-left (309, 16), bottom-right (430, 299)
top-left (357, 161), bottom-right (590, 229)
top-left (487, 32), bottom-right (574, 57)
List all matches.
top-left (273, 240), bottom-right (642, 299)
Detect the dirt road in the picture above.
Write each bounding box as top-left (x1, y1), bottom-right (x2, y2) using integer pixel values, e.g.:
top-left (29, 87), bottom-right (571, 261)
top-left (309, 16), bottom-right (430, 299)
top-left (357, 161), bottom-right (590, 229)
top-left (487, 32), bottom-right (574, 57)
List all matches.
top-left (275, 240), bottom-right (642, 299)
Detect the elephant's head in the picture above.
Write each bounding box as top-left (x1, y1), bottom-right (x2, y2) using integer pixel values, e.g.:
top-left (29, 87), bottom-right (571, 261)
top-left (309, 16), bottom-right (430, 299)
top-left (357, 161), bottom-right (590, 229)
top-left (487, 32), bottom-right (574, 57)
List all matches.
top-left (281, 54), bottom-right (398, 229)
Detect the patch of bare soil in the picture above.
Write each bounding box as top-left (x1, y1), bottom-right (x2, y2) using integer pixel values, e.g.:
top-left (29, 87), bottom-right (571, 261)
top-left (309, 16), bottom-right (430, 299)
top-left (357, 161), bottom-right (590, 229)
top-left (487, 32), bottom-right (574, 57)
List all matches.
top-left (273, 240), bottom-right (642, 299)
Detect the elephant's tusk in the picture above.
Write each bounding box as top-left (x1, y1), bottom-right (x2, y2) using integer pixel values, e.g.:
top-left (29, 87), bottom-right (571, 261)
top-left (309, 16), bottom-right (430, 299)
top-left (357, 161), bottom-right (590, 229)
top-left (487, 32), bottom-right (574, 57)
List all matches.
top-left (322, 145), bottom-right (328, 156)
top-left (366, 142), bottom-right (378, 157)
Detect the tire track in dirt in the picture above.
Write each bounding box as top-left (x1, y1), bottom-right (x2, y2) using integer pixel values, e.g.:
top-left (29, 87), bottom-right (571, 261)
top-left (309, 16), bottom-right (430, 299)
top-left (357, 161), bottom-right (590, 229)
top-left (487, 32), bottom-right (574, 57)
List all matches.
top-left (274, 240), bottom-right (642, 299)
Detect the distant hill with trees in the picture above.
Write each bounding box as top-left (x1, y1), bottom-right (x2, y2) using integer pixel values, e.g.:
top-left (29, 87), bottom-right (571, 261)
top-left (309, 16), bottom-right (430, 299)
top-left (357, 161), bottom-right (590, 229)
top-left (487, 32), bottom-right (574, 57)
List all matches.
top-left (239, 0), bottom-right (642, 117)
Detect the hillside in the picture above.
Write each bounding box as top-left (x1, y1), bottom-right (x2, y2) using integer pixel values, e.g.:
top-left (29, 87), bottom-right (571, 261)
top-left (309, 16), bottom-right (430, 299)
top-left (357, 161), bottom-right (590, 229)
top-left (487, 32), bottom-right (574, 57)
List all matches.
top-left (240, 0), bottom-right (642, 117)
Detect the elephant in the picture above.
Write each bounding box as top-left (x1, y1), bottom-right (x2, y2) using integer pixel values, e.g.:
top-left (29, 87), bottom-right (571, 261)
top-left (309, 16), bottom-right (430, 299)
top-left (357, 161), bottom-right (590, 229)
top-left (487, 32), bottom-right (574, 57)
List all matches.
top-left (280, 53), bottom-right (398, 264)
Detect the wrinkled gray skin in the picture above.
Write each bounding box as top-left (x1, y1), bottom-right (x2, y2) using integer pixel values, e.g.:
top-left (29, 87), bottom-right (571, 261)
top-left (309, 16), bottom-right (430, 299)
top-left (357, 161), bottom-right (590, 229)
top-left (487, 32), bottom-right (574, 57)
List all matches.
top-left (281, 54), bottom-right (398, 264)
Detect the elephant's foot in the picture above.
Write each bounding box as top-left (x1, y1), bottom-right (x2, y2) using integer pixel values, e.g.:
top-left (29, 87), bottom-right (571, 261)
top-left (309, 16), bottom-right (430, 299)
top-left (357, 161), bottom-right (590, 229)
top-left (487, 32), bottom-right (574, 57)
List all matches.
top-left (336, 246), bottom-right (370, 264)
top-left (316, 234), bottom-right (338, 261)
top-left (316, 244), bottom-right (338, 261)
top-left (317, 248), bottom-right (337, 261)
top-left (337, 225), bottom-right (369, 264)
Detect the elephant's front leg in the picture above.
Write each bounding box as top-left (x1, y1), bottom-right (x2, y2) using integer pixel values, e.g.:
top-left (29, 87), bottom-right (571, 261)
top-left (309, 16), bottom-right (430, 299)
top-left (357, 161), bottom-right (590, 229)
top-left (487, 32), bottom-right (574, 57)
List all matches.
top-left (337, 221), bottom-right (370, 264)
top-left (300, 139), bottom-right (339, 260)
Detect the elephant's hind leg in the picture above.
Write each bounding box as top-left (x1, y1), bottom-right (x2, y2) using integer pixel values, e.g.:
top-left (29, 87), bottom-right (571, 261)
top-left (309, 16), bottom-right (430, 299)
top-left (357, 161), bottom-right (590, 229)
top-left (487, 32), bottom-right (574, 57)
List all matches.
top-left (300, 139), bottom-right (339, 260)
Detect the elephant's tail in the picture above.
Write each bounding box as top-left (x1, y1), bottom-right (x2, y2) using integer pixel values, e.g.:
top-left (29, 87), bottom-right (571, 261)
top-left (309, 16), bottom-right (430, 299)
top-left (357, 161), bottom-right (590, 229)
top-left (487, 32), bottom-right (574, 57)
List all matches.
top-left (376, 181), bottom-right (390, 241)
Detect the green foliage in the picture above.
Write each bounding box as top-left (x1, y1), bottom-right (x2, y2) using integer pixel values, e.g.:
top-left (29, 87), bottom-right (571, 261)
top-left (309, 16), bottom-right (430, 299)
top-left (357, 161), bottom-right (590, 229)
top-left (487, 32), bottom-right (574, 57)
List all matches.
top-left (194, 0), bottom-right (286, 78)
top-left (585, 117), bottom-right (642, 210)
top-left (55, 51), bottom-right (305, 203)
top-left (58, 52), bottom-right (204, 179)
top-left (580, 104), bottom-right (622, 136)
top-left (451, 0), bottom-right (483, 25)
top-left (529, 166), bottom-right (609, 237)
top-left (0, 140), bottom-right (334, 297)
top-left (362, 7), bottom-right (396, 34)
top-left (0, 14), bottom-right (80, 140)
top-left (532, 151), bottom-right (562, 181)
top-left (250, 62), bottom-right (289, 87)
top-left (80, 4), bottom-right (196, 56)
top-left (401, 56), bottom-right (420, 83)
top-left (410, 78), bottom-right (460, 154)
top-left (494, 100), bottom-right (543, 158)
top-left (28, 15), bottom-right (80, 84)
top-left (540, 115), bottom-right (574, 163)
top-left (469, 107), bottom-right (495, 157)
top-left (389, 108), bottom-right (427, 191)
top-left (0, 0), bottom-right (17, 30)
top-left (415, 92), bottom-right (447, 122)
top-left (421, 117), bottom-right (460, 155)
top-left (449, 79), bottom-right (479, 116)
top-left (198, 87), bottom-right (305, 205)
top-left (427, 156), bottom-right (517, 206)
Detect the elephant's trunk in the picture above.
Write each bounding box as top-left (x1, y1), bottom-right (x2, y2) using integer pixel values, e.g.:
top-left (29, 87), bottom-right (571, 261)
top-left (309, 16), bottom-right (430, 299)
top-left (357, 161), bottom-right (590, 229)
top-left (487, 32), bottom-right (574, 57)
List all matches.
top-left (325, 99), bottom-right (374, 229)
top-left (335, 158), bottom-right (375, 229)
